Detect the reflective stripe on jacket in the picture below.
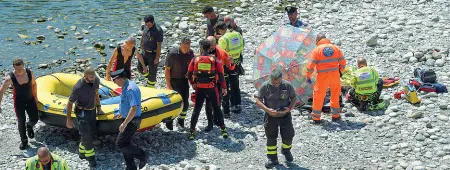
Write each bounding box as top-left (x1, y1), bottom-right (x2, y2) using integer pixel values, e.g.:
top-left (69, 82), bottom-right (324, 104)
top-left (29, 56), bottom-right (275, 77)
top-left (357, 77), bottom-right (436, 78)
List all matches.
top-left (306, 38), bottom-right (346, 78)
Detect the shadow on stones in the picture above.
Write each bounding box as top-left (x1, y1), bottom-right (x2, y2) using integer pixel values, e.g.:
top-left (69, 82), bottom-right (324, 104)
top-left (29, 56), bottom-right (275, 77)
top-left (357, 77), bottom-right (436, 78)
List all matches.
top-left (195, 126), bottom-right (257, 153)
top-left (34, 124), bottom-right (198, 168)
top-left (320, 120), bottom-right (367, 132)
top-left (227, 91), bottom-right (264, 128)
top-left (274, 162), bottom-right (310, 170)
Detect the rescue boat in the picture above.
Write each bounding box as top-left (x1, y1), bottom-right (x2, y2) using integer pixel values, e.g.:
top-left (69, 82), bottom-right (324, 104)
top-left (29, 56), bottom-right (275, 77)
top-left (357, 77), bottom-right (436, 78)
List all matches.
top-left (35, 73), bottom-right (182, 135)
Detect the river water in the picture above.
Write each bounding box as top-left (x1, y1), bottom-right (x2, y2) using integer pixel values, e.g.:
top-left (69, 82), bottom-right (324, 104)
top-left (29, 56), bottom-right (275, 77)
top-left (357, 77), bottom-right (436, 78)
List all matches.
top-left (0, 0), bottom-right (235, 76)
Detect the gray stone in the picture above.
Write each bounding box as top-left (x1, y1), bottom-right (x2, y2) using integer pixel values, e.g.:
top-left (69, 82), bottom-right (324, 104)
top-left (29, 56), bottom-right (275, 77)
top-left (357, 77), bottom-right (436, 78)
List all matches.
top-left (414, 52), bottom-right (424, 58)
top-left (437, 151), bottom-right (446, 157)
top-left (444, 145), bottom-right (450, 151)
top-left (437, 115), bottom-right (449, 121)
top-left (432, 52), bottom-right (442, 59)
top-left (354, 25), bottom-right (367, 31)
top-left (435, 59), bottom-right (445, 67)
top-left (426, 59), bottom-right (435, 66)
top-left (415, 134), bottom-right (426, 141)
top-left (366, 34), bottom-right (378, 47)
top-left (313, 3), bottom-right (325, 9)
top-left (407, 112), bottom-right (423, 119)
top-left (409, 57), bottom-right (418, 63)
top-left (38, 63), bottom-right (49, 69)
top-left (179, 21), bottom-right (189, 30)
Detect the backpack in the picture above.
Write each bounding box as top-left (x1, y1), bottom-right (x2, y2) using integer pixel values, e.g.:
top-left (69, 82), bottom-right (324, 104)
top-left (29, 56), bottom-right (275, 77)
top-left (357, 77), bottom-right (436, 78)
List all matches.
top-left (417, 84), bottom-right (436, 93)
top-left (429, 83), bottom-right (448, 93)
top-left (193, 55), bottom-right (217, 88)
top-left (414, 68), bottom-right (437, 83)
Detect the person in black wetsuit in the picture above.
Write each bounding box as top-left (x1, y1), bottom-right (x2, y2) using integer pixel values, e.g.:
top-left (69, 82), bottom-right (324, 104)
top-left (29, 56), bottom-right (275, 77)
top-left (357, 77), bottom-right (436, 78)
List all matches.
top-left (106, 37), bottom-right (147, 81)
top-left (0, 59), bottom-right (38, 150)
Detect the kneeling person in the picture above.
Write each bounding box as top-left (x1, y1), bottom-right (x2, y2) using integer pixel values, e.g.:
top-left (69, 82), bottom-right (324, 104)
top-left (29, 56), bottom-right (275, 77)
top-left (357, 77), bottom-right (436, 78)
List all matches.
top-left (255, 69), bottom-right (297, 168)
top-left (349, 57), bottom-right (383, 110)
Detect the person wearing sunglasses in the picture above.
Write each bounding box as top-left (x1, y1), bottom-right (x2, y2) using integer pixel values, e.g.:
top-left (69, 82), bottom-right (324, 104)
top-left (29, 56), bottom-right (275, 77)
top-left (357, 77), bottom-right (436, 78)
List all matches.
top-left (0, 58), bottom-right (38, 150)
top-left (138, 14), bottom-right (164, 88)
top-left (285, 6), bottom-right (308, 28)
top-left (25, 147), bottom-right (68, 170)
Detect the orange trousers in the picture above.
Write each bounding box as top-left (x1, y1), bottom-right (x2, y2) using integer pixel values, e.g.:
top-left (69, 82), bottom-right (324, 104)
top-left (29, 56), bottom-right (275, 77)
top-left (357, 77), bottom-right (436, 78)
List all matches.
top-left (311, 71), bottom-right (341, 120)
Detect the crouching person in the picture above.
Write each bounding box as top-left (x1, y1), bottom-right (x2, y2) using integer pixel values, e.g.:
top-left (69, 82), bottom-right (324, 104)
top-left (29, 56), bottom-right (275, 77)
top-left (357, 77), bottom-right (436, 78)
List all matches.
top-left (25, 147), bottom-right (69, 170)
top-left (255, 69), bottom-right (297, 168)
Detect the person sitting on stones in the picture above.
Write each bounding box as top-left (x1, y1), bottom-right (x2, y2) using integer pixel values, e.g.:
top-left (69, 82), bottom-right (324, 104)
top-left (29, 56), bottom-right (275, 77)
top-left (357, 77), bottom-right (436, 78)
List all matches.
top-left (25, 147), bottom-right (69, 170)
top-left (347, 57), bottom-right (384, 110)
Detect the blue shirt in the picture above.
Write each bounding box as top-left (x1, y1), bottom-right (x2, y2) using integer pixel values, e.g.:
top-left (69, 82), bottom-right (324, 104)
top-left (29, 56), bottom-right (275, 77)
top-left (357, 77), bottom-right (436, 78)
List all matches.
top-left (287, 19), bottom-right (307, 28)
top-left (118, 80), bottom-right (142, 118)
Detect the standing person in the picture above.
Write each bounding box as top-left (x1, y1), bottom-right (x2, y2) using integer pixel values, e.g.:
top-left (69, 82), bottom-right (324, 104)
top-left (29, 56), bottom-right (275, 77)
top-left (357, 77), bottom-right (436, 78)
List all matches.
top-left (255, 69), bottom-right (296, 168)
top-left (25, 147), bottom-right (69, 170)
top-left (223, 15), bottom-right (246, 76)
top-left (216, 21), bottom-right (244, 113)
top-left (202, 5), bottom-right (224, 39)
top-left (204, 36), bottom-right (235, 130)
top-left (65, 68), bottom-right (102, 167)
top-left (105, 37), bottom-right (147, 81)
top-left (0, 59), bottom-right (38, 150)
top-left (164, 37), bottom-right (194, 130)
top-left (110, 69), bottom-right (147, 170)
top-left (284, 6), bottom-right (308, 27)
top-left (187, 39), bottom-right (228, 140)
top-left (306, 33), bottom-right (346, 124)
top-left (139, 14), bottom-right (164, 88)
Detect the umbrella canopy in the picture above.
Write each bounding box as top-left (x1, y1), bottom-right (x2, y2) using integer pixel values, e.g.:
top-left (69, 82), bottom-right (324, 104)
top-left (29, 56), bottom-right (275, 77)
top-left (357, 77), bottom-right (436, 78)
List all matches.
top-left (253, 25), bottom-right (316, 105)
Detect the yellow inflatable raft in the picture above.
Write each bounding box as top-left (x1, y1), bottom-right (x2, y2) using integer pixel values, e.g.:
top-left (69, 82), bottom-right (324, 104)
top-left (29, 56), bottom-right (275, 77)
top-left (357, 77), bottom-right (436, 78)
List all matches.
top-left (36, 73), bottom-right (183, 135)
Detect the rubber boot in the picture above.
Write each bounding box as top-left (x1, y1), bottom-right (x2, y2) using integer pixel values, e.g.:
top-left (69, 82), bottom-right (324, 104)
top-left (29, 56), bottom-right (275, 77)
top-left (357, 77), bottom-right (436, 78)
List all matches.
top-left (205, 119), bottom-right (213, 132)
top-left (19, 141), bottom-right (28, 150)
top-left (87, 157), bottom-right (96, 167)
top-left (282, 150), bottom-right (293, 162)
top-left (139, 151), bottom-right (148, 169)
top-left (177, 118), bottom-right (185, 128)
top-left (332, 115), bottom-right (341, 122)
top-left (221, 127), bottom-right (228, 138)
top-left (265, 155), bottom-right (279, 169)
top-left (26, 124), bottom-right (34, 139)
top-left (188, 130), bottom-right (196, 140)
top-left (165, 121), bottom-right (173, 131)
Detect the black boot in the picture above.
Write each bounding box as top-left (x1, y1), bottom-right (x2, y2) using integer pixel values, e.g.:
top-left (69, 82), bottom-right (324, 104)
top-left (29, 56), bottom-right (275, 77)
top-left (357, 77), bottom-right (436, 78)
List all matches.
top-left (282, 150), bottom-right (293, 162)
top-left (26, 124), bottom-right (34, 139)
top-left (19, 141), bottom-right (28, 150)
top-left (204, 124), bottom-right (213, 132)
top-left (312, 120), bottom-right (322, 124)
top-left (265, 155), bottom-right (279, 169)
top-left (139, 151), bottom-right (148, 169)
top-left (177, 118), bottom-right (185, 128)
top-left (87, 157), bottom-right (96, 167)
top-left (165, 121), bottom-right (173, 130)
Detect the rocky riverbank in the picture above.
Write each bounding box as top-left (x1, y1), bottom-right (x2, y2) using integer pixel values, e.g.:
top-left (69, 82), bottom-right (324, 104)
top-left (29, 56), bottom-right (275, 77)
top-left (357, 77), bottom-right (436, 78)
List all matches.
top-left (1, 0), bottom-right (450, 169)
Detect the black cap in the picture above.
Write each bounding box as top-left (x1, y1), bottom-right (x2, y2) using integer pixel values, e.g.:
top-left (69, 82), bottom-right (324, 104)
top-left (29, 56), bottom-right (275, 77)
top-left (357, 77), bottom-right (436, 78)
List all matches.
top-left (110, 69), bottom-right (127, 80)
top-left (285, 6), bottom-right (298, 14)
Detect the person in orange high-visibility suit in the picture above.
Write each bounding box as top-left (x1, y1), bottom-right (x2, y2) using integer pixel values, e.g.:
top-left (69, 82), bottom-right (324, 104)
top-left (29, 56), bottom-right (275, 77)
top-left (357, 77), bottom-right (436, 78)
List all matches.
top-left (306, 33), bottom-right (346, 124)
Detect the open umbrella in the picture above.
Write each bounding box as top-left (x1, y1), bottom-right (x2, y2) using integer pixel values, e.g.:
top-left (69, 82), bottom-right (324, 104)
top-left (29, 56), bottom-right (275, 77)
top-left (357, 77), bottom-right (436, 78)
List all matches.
top-left (253, 25), bottom-right (316, 105)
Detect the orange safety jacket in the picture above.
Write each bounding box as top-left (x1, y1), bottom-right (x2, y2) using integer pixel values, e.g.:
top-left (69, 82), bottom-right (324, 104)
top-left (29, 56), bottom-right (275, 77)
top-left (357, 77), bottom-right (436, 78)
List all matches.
top-left (214, 46), bottom-right (236, 71)
top-left (306, 38), bottom-right (346, 78)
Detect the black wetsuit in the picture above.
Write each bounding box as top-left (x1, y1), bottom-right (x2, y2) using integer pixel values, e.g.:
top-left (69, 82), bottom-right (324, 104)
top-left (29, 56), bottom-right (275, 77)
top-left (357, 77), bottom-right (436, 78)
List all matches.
top-left (114, 46), bottom-right (135, 79)
top-left (9, 68), bottom-right (38, 143)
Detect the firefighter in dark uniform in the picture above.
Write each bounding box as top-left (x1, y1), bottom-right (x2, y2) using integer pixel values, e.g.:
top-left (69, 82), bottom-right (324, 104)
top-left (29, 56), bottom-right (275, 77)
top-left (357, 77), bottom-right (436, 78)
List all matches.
top-left (66, 68), bottom-right (102, 167)
top-left (255, 69), bottom-right (296, 169)
top-left (202, 5), bottom-right (224, 40)
top-left (164, 37), bottom-right (194, 130)
top-left (285, 6), bottom-right (308, 28)
top-left (139, 14), bottom-right (164, 88)
top-left (187, 39), bottom-right (228, 140)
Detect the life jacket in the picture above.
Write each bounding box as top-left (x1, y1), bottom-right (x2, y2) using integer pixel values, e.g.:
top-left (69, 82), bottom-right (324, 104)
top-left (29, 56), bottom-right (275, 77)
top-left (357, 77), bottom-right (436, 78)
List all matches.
top-left (354, 66), bottom-right (378, 94)
top-left (26, 154), bottom-right (68, 170)
top-left (193, 55), bottom-right (217, 88)
top-left (219, 31), bottom-right (244, 60)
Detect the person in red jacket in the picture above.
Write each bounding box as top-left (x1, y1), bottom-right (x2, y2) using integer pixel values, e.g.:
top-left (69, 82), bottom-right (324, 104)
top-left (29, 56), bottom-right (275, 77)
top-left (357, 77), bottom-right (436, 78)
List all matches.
top-left (204, 36), bottom-right (235, 130)
top-left (306, 33), bottom-right (346, 124)
top-left (187, 39), bottom-right (228, 140)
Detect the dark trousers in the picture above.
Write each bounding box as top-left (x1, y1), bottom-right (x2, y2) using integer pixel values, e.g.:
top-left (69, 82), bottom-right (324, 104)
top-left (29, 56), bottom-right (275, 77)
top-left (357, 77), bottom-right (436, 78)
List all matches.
top-left (205, 78), bottom-right (230, 125)
top-left (116, 118), bottom-right (145, 169)
top-left (191, 87), bottom-right (225, 131)
top-left (14, 98), bottom-right (38, 143)
top-left (264, 113), bottom-right (294, 160)
top-left (229, 68), bottom-right (241, 106)
top-left (137, 52), bottom-right (158, 87)
top-left (170, 78), bottom-right (190, 118)
top-left (75, 109), bottom-right (97, 160)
